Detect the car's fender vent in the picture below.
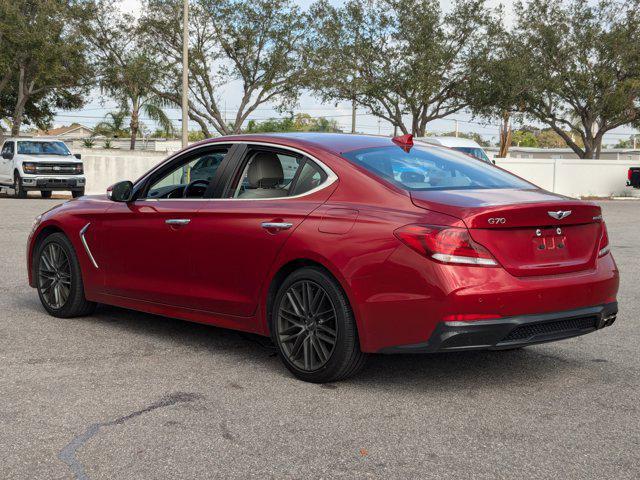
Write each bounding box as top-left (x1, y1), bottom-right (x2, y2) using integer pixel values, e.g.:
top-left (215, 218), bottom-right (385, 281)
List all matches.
top-left (501, 316), bottom-right (598, 342)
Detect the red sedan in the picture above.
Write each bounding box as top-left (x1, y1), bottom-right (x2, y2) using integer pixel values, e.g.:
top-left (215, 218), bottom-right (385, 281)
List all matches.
top-left (27, 133), bottom-right (619, 382)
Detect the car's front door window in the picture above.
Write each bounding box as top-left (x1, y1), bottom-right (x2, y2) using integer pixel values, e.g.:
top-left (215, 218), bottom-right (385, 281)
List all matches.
top-left (144, 149), bottom-right (228, 199)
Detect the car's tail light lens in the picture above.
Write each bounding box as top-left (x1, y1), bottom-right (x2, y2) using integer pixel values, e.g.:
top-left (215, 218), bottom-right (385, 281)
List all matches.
top-left (598, 222), bottom-right (610, 257)
top-left (23, 162), bottom-right (36, 173)
top-left (394, 224), bottom-right (498, 266)
top-left (629, 168), bottom-right (633, 181)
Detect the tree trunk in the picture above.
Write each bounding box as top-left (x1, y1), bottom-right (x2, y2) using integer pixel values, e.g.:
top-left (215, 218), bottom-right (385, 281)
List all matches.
top-left (129, 106), bottom-right (139, 150)
top-left (498, 111), bottom-right (512, 158)
top-left (11, 66), bottom-right (28, 136)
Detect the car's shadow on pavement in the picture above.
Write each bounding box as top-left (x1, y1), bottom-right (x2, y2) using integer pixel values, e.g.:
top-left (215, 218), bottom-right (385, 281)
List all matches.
top-left (19, 297), bottom-right (583, 390)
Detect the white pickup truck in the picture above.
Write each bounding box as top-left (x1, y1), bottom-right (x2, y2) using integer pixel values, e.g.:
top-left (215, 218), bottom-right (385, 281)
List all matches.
top-left (0, 137), bottom-right (86, 198)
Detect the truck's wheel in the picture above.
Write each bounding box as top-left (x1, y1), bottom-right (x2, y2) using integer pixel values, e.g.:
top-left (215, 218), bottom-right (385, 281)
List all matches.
top-left (41, 191), bottom-right (52, 199)
top-left (14, 172), bottom-right (27, 198)
top-left (72, 189), bottom-right (85, 198)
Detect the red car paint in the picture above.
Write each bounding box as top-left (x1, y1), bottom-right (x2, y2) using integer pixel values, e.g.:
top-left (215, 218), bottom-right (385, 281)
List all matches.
top-left (27, 133), bottom-right (619, 352)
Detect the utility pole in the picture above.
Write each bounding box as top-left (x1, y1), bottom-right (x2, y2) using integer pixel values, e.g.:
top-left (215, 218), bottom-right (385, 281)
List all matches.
top-left (351, 100), bottom-right (356, 134)
top-left (454, 120), bottom-right (459, 138)
top-left (181, 0), bottom-right (189, 148)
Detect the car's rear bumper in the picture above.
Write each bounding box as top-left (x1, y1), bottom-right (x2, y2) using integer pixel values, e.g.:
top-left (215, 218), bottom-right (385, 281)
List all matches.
top-left (379, 302), bottom-right (618, 353)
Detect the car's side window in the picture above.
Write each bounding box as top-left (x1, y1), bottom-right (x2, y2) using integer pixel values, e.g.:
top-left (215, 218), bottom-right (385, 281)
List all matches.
top-left (229, 148), bottom-right (327, 199)
top-left (143, 148), bottom-right (228, 199)
top-left (1, 142), bottom-right (14, 155)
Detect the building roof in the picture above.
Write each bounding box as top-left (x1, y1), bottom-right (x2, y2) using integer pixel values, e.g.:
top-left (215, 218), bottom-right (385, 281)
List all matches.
top-left (36, 124), bottom-right (93, 137)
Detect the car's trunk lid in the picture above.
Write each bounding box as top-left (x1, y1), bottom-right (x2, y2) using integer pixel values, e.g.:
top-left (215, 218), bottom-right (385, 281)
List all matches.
top-left (411, 188), bottom-right (603, 277)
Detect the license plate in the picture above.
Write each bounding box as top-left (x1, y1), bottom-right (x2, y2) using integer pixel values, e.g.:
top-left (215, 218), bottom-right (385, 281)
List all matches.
top-left (533, 228), bottom-right (567, 252)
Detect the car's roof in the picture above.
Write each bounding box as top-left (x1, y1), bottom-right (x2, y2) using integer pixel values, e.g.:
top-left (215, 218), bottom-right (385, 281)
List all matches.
top-left (202, 132), bottom-right (406, 155)
top-left (416, 136), bottom-right (483, 148)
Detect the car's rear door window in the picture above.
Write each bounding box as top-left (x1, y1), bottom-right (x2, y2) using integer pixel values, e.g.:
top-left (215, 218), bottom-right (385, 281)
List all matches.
top-left (226, 147), bottom-right (327, 199)
top-left (342, 145), bottom-right (532, 191)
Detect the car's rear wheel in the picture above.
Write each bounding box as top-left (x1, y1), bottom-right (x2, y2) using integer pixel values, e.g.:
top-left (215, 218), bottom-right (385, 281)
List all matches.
top-left (272, 267), bottom-right (367, 383)
top-left (35, 233), bottom-right (96, 318)
top-left (40, 190), bottom-right (52, 199)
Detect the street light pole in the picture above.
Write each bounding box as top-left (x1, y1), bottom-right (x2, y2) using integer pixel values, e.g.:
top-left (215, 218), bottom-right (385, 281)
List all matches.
top-left (181, 0), bottom-right (189, 148)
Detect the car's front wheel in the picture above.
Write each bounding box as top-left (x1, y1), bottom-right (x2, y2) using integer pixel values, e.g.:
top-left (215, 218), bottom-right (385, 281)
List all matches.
top-left (40, 191), bottom-right (52, 199)
top-left (14, 172), bottom-right (27, 198)
top-left (272, 267), bottom-right (367, 383)
top-left (72, 188), bottom-right (85, 198)
top-left (35, 233), bottom-right (96, 318)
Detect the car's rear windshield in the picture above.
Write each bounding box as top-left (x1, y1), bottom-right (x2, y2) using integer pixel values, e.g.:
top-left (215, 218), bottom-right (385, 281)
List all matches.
top-left (342, 145), bottom-right (533, 191)
top-left (17, 141), bottom-right (71, 156)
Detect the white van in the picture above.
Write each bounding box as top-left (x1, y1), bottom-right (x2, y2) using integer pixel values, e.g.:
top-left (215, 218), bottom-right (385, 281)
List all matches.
top-left (415, 136), bottom-right (492, 163)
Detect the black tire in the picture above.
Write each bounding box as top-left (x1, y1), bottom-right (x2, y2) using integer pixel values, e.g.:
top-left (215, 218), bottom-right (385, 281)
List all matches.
top-left (14, 172), bottom-right (27, 198)
top-left (72, 189), bottom-right (85, 198)
top-left (40, 190), bottom-right (52, 199)
top-left (271, 267), bottom-right (367, 383)
top-left (34, 232), bottom-right (96, 318)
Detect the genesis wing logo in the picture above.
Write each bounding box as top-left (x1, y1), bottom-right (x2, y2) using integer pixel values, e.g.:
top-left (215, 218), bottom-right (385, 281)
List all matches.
top-left (548, 210), bottom-right (572, 220)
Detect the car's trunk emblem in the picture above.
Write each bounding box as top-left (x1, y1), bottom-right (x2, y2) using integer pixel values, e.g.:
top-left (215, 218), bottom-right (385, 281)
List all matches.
top-left (548, 210), bottom-right (572, 220)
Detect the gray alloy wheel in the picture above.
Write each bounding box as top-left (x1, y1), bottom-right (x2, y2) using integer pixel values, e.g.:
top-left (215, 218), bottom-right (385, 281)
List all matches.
top-left (272, 267), bottom-right (367, 383)
top-left (35, 233), bottom-right (96, 318)
top-left (276, 280), bottom-right (338, 371)
top-left (38, 242), bottom-right (72, 309)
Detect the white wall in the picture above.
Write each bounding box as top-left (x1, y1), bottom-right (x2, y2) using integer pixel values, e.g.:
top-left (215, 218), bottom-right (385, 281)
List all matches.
top-left (80, 149), bottom-right (167, 194)
top-left (494, 158), bottom-right (640, 198)
top-left (79, 148), bottom-right (640, 198)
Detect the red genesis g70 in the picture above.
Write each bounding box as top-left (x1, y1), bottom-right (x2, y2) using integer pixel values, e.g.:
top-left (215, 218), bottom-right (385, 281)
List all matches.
top-left (27, 133), bottom-right (619, 382)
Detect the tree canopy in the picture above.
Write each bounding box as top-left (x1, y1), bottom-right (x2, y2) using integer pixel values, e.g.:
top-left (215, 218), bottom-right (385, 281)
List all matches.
top-left (139, 0), bottom-right (307, 136)
top-left (508, 0), bottom-right (640, 158)
top-left (304, 0), bottom-right (501, 137)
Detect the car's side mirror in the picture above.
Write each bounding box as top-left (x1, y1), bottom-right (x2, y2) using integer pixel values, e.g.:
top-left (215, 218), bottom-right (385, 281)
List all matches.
top-left (107, 180), bottom-right (134, 202)
top-left (2, 152), bottom-right (13, 160)
top-left (74, 153), bottom-right (82, 160)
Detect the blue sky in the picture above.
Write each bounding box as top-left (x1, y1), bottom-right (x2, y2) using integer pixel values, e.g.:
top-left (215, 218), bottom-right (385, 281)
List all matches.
top-left (56, 0), bottom-right (635, 145)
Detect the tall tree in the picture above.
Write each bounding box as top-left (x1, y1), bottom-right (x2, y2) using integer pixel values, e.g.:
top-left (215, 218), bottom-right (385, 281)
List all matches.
top-left (305, 0), bottom-right (501, 136)
top-left (1, 0), bottom-right (92, 135)
top-left (466, 33), bottom-right (531, 157)
top-left (139, 0), bottom-right (307, 136)
top-left (511, 0), bottom-right (640, 159)
top-left (82, 1), bottom-right (174, 149)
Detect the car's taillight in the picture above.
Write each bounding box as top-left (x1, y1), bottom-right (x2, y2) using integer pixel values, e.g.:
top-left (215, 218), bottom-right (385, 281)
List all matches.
top-left (629, 168), bottom-right (633, 181)
top-left (394, 224), bottom-right (498, 266)
top-left (598, 222), bottom-right (610, 257)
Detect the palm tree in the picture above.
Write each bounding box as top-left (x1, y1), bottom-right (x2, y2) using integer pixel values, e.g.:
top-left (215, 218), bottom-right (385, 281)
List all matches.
top-left (100, 54), bottom-right (175, 150)
top-left (94, 110), bottom-right (129, 138)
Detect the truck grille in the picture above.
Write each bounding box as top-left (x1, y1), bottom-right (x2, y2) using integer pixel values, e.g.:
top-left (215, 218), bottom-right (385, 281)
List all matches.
top-left (32, 163), bottom-right (79, 175)
top-left (502, 316), bottom-right (598, 342)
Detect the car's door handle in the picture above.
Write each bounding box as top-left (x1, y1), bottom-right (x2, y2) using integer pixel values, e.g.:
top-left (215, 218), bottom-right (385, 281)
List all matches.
top-left (165, 218), bottom-right (191, 226)
top-left (261, 222), bottom-right (293, 231)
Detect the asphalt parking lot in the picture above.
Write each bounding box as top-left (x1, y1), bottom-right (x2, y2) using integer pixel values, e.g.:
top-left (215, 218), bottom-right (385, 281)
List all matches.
top-left (0, 196), bottom-right (638, 479)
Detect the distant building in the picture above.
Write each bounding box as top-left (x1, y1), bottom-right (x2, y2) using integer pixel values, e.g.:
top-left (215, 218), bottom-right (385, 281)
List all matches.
top-left (35, 123), bottom-right (95, 140)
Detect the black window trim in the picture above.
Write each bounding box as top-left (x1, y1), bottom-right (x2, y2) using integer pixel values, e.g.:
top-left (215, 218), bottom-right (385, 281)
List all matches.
top-left (130, 141), bottom-right (338, 201)
top-left (220, 144), bottom-right (331, 200)
top-left (132, 143), bottom-right (237, 201)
